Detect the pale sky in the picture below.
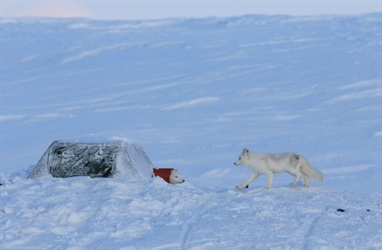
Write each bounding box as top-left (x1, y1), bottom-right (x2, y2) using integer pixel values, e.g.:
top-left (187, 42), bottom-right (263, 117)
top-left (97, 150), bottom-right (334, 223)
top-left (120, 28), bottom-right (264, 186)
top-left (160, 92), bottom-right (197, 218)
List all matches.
top-left (1, 1), bottom-right (381, 20)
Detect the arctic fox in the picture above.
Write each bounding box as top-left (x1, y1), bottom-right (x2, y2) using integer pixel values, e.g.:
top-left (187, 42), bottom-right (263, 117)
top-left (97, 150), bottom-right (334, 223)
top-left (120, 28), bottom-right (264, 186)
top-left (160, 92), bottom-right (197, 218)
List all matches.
top-left (234, 148), bottom-right (323, 189)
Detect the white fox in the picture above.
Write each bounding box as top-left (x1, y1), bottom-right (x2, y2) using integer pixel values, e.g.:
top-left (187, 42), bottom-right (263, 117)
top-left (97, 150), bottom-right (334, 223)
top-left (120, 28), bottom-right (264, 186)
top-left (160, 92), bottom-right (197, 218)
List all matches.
top-left (234, 148), bottom-right (323, 189)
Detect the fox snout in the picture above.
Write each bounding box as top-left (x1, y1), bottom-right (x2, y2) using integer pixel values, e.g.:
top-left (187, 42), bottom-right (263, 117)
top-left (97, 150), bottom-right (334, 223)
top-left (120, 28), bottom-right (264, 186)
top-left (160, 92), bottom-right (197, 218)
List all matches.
top-left (175, 179), bottom-right (185, 184)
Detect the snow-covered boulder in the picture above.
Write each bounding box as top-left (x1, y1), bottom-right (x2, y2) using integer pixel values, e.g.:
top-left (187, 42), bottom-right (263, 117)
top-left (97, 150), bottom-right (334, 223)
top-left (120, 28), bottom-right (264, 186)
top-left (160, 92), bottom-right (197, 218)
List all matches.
top-left (28, 140), bottom-right (154, 180)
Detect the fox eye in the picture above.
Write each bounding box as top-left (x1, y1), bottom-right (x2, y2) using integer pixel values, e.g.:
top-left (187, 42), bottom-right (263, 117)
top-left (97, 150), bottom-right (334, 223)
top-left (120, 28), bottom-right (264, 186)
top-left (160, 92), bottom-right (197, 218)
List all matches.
top-left (239, 157), bottom-right (241, 160)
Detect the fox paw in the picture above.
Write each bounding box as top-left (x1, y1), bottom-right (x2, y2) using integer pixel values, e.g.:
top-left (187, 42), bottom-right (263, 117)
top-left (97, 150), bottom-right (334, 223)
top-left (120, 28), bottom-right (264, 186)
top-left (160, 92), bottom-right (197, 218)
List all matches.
top-left (235, 185), bottom-right (243, 190)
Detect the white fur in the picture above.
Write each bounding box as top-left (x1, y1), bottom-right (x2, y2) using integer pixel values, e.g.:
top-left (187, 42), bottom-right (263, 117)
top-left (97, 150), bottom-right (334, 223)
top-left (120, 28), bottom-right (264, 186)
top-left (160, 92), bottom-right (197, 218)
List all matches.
top-left (234, 148), bottom-right (323, 189)
top-left (169, 169), bottom-right (185, 184)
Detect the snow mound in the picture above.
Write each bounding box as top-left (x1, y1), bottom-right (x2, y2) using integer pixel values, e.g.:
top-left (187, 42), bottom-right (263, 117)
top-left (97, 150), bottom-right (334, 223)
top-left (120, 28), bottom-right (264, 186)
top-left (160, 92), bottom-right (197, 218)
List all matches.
top-left (1, 175), bottom-right (381, 249)
top-left (27, 140), bottom-right (154, 180)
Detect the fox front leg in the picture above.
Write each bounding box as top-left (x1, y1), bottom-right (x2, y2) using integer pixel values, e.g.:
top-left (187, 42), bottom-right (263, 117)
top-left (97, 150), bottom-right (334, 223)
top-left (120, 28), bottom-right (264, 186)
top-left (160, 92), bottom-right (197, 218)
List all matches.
top-left (236, 172), bottom-right (259, 190)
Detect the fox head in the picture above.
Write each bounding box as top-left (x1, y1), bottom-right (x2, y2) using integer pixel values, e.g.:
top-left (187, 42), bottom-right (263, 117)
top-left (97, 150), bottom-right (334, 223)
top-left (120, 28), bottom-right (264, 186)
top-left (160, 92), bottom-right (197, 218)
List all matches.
top-left (169, 169), bottom-right (185, 184)
top-left (234, 148), bottom-right (250, 166)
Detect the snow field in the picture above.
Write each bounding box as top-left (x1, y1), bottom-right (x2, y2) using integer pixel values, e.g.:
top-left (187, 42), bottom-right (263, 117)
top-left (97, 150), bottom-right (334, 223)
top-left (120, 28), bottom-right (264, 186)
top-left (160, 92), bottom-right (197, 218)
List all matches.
top-left (1, 170), bottom-right (381, 249)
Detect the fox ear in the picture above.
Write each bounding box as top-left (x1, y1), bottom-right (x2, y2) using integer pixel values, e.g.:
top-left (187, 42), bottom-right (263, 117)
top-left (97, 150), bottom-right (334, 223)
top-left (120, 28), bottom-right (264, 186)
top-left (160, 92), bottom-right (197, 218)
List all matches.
top-left (243, 148), bottom-right (248, 154)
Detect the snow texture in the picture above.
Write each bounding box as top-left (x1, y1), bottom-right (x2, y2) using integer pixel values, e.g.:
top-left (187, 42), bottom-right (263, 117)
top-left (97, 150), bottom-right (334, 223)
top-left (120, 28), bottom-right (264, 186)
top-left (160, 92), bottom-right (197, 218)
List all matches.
top-left (1, 172), bottom-right (381, 249)
top-left (1, 13), bottom-right (381, 249)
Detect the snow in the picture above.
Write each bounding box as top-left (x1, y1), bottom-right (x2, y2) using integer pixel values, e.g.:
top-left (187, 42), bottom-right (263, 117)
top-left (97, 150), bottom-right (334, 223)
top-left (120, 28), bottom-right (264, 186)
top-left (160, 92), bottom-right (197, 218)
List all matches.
top-left (1, 170), bottom-right (381, 249)
top-left (1, 13), bottom-right (382, 249)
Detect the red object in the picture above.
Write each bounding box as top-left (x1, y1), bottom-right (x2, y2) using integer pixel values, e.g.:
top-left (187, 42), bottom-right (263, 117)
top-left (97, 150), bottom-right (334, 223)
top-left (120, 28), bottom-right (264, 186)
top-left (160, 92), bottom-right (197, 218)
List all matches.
top-left (153, 168), bottom-right (173, 183)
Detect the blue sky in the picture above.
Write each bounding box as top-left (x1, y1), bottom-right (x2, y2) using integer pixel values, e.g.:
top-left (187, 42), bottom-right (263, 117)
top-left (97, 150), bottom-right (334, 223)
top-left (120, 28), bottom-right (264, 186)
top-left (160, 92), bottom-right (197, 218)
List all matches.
top-left (1, 1), bottom-right (381, 20)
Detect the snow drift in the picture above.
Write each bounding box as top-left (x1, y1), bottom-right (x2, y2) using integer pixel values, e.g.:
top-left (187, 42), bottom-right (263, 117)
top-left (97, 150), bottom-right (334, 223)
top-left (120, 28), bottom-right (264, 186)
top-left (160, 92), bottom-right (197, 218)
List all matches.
top-left (28, 140), bottom-right (154, 180)
top-left (1, 173), bottom-right (381, 249)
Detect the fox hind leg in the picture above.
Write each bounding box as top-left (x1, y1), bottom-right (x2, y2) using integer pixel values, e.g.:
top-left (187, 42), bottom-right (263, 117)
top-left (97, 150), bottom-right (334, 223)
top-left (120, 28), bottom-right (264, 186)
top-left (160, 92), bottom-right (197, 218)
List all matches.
top-left (292, 173), bottom-right (302, 186)
top-left (292, 173), bottom-right (310, 187)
